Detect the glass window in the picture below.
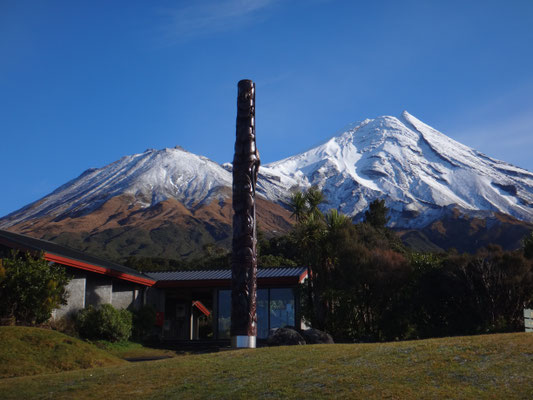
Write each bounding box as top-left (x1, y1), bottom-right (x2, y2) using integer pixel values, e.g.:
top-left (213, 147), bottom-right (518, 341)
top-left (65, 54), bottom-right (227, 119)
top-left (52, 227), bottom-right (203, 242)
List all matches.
top-left (269, 288), bottom-right (295, 330)
top-left (257, 289), bottom-right (269, 339)
top-left (217, 288), bottom-right (296, 339)
top-left (217, 290), bottom-right (231, 339)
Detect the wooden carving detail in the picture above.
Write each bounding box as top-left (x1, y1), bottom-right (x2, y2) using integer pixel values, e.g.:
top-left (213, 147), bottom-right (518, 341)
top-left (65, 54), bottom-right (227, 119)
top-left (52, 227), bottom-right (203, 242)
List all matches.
top-left (231, 79), bottom-right (260, 337)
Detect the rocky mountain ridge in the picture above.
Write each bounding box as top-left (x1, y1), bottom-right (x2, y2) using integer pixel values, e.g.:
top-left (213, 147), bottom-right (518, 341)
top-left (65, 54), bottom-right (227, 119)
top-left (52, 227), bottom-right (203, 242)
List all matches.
top-left (260, 111), bottom-right (533, 227)
top-left (1, 111), bottom-right (532, 258)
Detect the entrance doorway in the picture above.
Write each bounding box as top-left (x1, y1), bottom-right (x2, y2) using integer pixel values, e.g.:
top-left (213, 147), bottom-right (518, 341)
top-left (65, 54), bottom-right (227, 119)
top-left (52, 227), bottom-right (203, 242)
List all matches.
top-left (163, 289), bottom-right (214, 340)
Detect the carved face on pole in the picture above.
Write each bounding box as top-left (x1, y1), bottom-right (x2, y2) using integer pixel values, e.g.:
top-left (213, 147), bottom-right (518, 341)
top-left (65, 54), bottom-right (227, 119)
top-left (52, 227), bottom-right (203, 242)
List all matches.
top-left (231, 80), bottom-right (260, 348)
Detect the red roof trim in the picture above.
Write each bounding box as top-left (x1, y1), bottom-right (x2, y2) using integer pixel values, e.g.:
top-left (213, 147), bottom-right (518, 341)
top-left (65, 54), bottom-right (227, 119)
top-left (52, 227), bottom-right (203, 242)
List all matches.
top-left (0, 236), bottom-right (155, 286)
top-left (298, 268), bottom-right (308, 283)
top-left (44, 253), bottom-right (156, 287)
top-left (1, 236), bottom-right (303, 288)
top-left (192, 300), bottom-right (211, 317)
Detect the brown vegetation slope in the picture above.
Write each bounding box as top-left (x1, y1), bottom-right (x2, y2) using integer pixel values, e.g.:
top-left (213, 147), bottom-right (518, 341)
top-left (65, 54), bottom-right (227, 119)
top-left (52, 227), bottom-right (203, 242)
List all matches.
top-left (5, 194), bottom-right (294, 261)
top-left (397, 208), bottom-right (533, 252)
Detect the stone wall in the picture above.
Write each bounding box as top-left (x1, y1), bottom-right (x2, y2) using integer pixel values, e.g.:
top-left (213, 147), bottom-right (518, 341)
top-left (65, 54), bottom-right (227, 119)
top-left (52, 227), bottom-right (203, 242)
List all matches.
top-left (112, 281), bottom-right (142, 310)
top-left (52, 271), bottom-right (146, 320)
top-left (52, 270), bottom-right (86, 319)
top-left (85, 274), bottom-right (113, 307)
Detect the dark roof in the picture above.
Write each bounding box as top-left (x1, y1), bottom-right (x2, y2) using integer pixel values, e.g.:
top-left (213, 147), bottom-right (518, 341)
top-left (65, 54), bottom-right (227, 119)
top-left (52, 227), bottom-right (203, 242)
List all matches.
top-left (0, 229), bottom-right (155, 286)
top-left (0, 229), bottom-right (306, 288)
top-left (148, 267), bottom-right (308, 282)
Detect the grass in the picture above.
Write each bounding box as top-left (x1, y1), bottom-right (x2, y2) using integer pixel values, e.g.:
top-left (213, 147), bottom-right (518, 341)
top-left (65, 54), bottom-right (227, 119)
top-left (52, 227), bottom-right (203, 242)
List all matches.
top-left (1, 331), bottom-right (533, 399)
top-left (0, 326), bottom-right (125, 379)
top-left (92, 340), bottom-right (177, 360)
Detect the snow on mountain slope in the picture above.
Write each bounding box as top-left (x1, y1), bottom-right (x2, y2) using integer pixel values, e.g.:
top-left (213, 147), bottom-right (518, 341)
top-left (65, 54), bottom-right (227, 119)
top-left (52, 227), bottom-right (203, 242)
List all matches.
top-left (260, 111), bottom-right (533, 227)
top-left (0, 146), bottom-right (233, 228)
top-left (2, 111), bottom-right (532, 231)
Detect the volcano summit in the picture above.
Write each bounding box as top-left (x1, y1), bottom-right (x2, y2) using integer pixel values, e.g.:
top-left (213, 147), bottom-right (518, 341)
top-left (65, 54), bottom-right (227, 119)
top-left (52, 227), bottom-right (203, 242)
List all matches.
top-left (1, 111), bottom-right (532, 257)
top-left (260, 111), bottom-right (533, 227)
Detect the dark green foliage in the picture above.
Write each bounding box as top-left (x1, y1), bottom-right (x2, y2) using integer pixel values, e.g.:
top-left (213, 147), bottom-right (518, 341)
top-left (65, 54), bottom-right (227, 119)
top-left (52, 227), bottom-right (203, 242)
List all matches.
top-left (364, 199), bottom-right (390, 229)
top-left (125, 233), bottom-right (301, 271)
top-left (305, 186), bottom-right (327, 219)
top-left (523, 231), bottom-right (533, 259)
top-left (0, 252), bottom-right (70, 325)
top-left (46, 222), bottom-right (232, 264)
top-left (412, 247), bottom-right (533, 337)
top-left (258, 232), bottom-right (299, 268)
top-left (76, 304), bottom-right (132, 342)
top-left (289, 191), bottom-right (308, 223)
top-left (123, 244), bottom-right (231, 272)
top-left (123, 256), bottom-right (188, 272)
top-left (289, 189), bottom-right (533, 342)
top-left (288, 186), bottom-right (327, 223)
top-left (288, 189), bottom-right (409, 339)
top-left (132, 305), bottom-right (156, 341)
top-left (300, 220), bottom-right (413, 341)
top-left (258, 254), bottom-right (297, 268)
top-left (186, 244), bottom-right (231, 270)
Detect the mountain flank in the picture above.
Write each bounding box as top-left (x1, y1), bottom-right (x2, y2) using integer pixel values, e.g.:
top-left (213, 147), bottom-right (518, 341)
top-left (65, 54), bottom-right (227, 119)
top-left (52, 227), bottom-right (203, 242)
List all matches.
top-left (1, 111), bottom-right (532, 259)
top-left (4, 194), bottom-right (292, 261)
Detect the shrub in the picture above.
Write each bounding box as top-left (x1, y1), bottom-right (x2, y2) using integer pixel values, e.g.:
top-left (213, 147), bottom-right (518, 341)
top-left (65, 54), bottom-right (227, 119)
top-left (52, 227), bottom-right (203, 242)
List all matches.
top-left (364, 199), bottom-right (390, 229)
top-left (48, 315), bottom-right (78, 336)
top-left (76, 304), bottom-right (132, 342)
top-left (0, 252), bottom-right (70, 325)
top-left (524, 231), bottom-right (533, 259)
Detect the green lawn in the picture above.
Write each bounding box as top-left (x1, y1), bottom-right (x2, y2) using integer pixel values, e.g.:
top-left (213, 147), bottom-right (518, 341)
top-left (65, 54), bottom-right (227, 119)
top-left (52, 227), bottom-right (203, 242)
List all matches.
top-left (1, 331), bottom-right (533, 399)
top-left (92, 340), bottom-right (177, 360)
top-left (0, 326), bottom-right (125, 378)
top-left (0, 326), bottom-right (178, 379)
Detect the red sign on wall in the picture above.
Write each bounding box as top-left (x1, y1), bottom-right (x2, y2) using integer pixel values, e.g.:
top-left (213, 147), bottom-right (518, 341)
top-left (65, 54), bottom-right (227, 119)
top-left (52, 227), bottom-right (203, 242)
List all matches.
top-left (155, 312), bottom-right (165, 327)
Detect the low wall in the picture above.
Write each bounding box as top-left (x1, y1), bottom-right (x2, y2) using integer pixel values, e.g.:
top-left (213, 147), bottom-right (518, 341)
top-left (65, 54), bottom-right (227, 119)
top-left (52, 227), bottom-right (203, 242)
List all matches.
top-left (52, 270), bottom-right (87, 319)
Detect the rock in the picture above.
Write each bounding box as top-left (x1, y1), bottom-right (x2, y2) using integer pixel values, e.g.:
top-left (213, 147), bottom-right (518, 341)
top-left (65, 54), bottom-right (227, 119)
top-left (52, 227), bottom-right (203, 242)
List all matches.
top-left (301, 328), bottom-right (334, 344)
top-left (267, 326), bottom-right (306, 346)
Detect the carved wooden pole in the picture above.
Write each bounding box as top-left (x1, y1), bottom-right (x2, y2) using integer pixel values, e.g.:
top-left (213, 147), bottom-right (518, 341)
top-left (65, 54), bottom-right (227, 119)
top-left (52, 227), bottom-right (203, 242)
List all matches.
top-left (231, 79), bottom-right (260, 348)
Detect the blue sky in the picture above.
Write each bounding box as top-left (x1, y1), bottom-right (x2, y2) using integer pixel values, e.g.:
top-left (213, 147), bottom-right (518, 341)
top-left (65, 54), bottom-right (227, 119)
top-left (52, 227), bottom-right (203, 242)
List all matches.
top-left (1, 0), bottom-right (532, 217)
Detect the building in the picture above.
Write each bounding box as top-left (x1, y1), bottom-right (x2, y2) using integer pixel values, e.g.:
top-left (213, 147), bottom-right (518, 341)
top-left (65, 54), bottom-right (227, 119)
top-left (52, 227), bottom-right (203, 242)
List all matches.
top-left (146, 268), bottom-right (307, 340)
top-left (0, 229), bottom-right (307, 341)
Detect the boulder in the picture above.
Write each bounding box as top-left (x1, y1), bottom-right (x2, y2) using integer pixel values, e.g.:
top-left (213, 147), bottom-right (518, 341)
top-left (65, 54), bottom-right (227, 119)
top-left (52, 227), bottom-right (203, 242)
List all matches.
top-left (301, 328), bottom-right (334, 344)
top-left (267, 326), bottom-right (306, 346)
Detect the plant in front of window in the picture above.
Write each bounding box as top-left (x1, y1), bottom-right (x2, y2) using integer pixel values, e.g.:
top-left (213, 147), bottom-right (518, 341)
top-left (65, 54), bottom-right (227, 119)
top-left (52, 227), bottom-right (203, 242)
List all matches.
top-left (0, 251), bottom-right (70, 325)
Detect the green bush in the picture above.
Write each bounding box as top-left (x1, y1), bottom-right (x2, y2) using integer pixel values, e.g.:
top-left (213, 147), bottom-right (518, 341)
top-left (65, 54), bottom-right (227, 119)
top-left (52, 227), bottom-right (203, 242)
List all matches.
top-left (524, 231), bottom-right (533, 259)
top-left (76, 304), bottom-right (132, 342)
top-left (0, 252), bottom-right (70, 325)
top-left (132, 305), bottom-right (156, 341)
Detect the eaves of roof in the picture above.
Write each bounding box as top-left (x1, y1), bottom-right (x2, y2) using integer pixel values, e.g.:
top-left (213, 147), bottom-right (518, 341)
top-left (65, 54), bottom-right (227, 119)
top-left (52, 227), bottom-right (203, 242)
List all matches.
top-left (0, 230), bottom-right (156, 286)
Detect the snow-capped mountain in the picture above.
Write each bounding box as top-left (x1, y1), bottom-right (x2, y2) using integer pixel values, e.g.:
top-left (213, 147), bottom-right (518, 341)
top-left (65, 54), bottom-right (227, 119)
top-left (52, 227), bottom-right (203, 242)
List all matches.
top-left (259, 111), bottom-right (533, 227)
top-left (0, 146), bottom-right (233, 228)
top-left (1, 111), bottom-right (532, 250)
top-left (0, 146), bottom-right (293, 260)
